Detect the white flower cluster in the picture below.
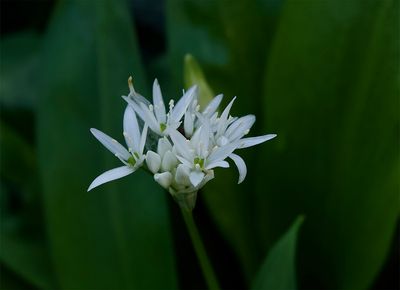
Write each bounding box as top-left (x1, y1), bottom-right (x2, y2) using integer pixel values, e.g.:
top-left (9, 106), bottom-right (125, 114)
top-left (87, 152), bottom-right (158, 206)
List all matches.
top-left (88, 77), bottom-right (276, 210)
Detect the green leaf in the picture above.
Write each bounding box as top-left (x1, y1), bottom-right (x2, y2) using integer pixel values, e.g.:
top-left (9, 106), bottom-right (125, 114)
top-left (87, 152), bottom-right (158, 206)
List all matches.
top-left (183, 54), bottom-right (214, 108)
top-left (0, 216), bottom-right (56, 290)
top-left (37, 1), bottom-right (177, 289)
top-left (252, 216), bottom-right (303, 290)
top-left (0, 124), bottom-right (55, 289)
top-left (258, 0), bottom-right (399, 288)
top-left (0, 31), bottom-right (40, 109)
top-left (0, 264), bottom-right (37, 290)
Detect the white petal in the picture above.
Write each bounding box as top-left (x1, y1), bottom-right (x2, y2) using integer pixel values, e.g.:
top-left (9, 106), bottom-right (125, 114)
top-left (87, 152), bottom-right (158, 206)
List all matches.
top-left (161, 150), bottom-right (178, 172)
top-left (169, 129), bottom-right (193, 160)
top-left (205, 160), bottom-right (229, 170)
top-left (122, 95), bottom-right (147, 122)
top-left (152, 79), bottom-right (166, 124)
top-left (139, 123), bottom-right (148, 153)
top-left (199, 119), bottom-right (210, 156)
top-left (154, 172), bottom-right (173, 189)
top-left (176, 155), bottom-right (192, 167)
top-left (146, 151), bottom-right (161, 173)
top-left (189, 170), bottom-right (205, 187)
top-left (225, 115), bottom-right (255, 140)
top-left (175, 164), bottom-right (191, 186)
top-left (229, 153), bottom-right (247, 184)
top-left (87, 166), bottom-right (134, 191)
top-left (184, 111), bottom-right (194, 137)
top-left (208, 141), bottom-right (239, 164)
top-left (123, 105), bottom-right (140, 151)
top-left (217, 97), bottom-right (236, 136)
top-left (157, 137), bottom-right (172, 157)
top-left (203, 94), bottom-right (223, 117)
top-left (90, 128), bottom-right (130, 160)
top-left (170, 85), bottom-right (197, 123)
top-left (238, 134), bottom-right (277, 149)
top-left (139, 102), bottom-right (160, 134)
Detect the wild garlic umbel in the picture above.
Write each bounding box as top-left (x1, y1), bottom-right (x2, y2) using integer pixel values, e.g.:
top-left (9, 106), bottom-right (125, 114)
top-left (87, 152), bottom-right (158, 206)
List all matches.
top-left (88, 77), bottom-right (276, 210)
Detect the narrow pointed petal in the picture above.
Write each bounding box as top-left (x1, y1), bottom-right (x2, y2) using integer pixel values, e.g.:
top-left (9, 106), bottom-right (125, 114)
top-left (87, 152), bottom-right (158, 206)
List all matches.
top-left (139, 124), bottom-right (148, 153)
top-left (238, 134), bottom-right (277, 149)
top-left (189, 170), bottom-right (205, 187)
top-left (139, 102), bottom-right (160, 134)
top-left (146, 150), bottom-right (161, 173)
top-left (87, 166), bottom-right (134, 191)
top-left (123, 105), bottom-right (140, 151)
top-left (184, 111), bottom-right (194, 137)
top-left (176, 155), bottom-right (192, 167)
top-left (152, 79), bottom-right (166, 124)
top-left (208, 141), bottom-right (239, 164)
top-left (169, 129), bottom-right (193, 160)
top-left (197, 120), bottom-right (210, 158)
top-left (217, 97), bottom-right (236, 136)
top-left (154, 172), bottom-right (173, 189)
top-left (122, 95), bottom-right (147, 122)
top-left (205, 160), bottom-right (230, 170)
top-left (90, 128), bottom-right (130, 160)
top-left (229, 153), bottom-right (247, 184)
top-left (203, 94), bottom-right (223, 117)
top-left (170, 85), bottom-right (197, 122)
top-left (226, 115), bottom-right (255, 140)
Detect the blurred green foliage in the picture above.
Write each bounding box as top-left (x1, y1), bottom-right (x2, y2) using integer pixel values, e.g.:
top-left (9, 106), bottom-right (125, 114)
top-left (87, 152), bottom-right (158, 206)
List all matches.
top-left (0, 0), bottom-right (398, 289)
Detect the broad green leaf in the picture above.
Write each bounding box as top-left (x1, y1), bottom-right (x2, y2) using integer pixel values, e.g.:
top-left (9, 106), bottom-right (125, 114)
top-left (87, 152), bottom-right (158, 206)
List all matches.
top-left (258, 0), bottom-right (399, 288)
top-left (0, 31), bottom-right (40, 109)
top-left (0, 124), bottom-right (55, 289)
top-left (37, 1), bottom-right (177, 289)
top-left (252, 216), bottom-right (303, 290)
top-left (0, 264), bottom-right (37, 290)
top-left (184, 54), bottom-right (214, 108)
top-left (0, 217), bottom-right (56, 290)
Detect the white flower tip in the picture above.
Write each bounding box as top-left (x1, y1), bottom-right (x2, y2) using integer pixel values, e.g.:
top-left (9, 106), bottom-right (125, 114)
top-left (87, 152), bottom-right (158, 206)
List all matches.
top-left (161, 150), bottom-right (178, 172)
top-left (146, 151), bottom-right (161, 173)
top-left (154, 172), bottom-right (173, 189)
top-left (189, 171), bottom-right (205, 187)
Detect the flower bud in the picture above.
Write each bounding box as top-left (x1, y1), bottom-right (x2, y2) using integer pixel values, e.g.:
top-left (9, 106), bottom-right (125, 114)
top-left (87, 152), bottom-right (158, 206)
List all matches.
top-left (154, 172), bottom-right (172, 189)
top-left (146, 150), bottom-right (161, 173)
top-left (161, 150), bottom-right (178, 172)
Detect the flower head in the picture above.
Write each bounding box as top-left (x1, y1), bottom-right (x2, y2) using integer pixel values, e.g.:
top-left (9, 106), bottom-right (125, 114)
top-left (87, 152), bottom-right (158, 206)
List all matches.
top-left (88, 77), bottom-right (276, 211)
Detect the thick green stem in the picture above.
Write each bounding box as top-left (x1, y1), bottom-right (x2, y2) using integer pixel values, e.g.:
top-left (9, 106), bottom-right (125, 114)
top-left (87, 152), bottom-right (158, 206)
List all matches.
top-left (181, 209), bottom-right (221, 290)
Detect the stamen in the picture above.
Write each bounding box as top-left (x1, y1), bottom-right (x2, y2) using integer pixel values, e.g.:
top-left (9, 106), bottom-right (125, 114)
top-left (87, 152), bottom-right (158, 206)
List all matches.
top-left (169, 99), bottom-right (175, 111)
top-left (195, 105), bottom-right (200, 112)
top-left (149, 104), bottom-right (154, 112)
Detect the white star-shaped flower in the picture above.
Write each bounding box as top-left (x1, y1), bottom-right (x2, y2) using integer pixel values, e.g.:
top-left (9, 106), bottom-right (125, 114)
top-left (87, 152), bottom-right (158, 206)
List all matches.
top-left (87, 106), bottom-right (148, 191)
top-left (123, 77), bottom-right (197, 136)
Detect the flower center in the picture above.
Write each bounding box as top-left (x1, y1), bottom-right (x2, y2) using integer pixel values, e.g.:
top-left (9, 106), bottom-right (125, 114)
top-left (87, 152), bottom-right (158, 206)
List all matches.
top-left (128, 152), bottom-right (140, 166)
top-left (194, 157), bottom-right (205, 169)
top-left (160, 123), bottom-right (167, 132)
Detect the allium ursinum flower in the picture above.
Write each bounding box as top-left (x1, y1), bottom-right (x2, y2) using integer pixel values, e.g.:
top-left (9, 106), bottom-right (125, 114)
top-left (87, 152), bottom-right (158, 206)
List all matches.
top-left (88, 76), bottom-right (276, 211)
top-left (122, 77), bottom-right (196, 136)
top-left (87, 106), bottom-right (148, 191)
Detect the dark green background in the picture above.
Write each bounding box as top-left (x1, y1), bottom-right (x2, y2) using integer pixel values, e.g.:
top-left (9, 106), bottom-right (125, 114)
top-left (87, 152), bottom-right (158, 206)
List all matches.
top-left (1, 0), bottom-right (398, 289)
